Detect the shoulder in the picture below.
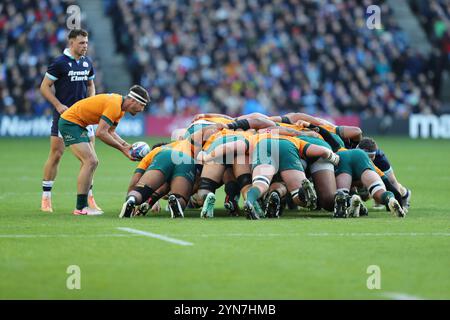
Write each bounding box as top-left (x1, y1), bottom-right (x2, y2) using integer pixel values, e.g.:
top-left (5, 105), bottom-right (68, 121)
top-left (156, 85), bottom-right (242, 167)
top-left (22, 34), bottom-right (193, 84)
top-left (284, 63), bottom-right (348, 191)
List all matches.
top-left (49, 54), bottom-right (68, 66)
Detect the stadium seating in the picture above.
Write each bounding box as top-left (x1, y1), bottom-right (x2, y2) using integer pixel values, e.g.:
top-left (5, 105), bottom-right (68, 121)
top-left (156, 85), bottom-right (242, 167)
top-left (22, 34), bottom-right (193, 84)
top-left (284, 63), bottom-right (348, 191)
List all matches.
top-left (108, 0), bottom-right (444, 117)
top-left (0, 0), bottom-right (105, 115)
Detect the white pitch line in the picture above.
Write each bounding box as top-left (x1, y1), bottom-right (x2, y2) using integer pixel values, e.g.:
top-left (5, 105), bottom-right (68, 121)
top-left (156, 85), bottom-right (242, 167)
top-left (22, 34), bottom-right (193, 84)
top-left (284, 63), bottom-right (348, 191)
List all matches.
top-left (117, 227), bottom-right (193, 246)
top-left (0, 234), bottom-right (138, 238)
top-left (382, 292), bottom-right (425, 300)
top-left (308, 232), bottom-right (450, 237)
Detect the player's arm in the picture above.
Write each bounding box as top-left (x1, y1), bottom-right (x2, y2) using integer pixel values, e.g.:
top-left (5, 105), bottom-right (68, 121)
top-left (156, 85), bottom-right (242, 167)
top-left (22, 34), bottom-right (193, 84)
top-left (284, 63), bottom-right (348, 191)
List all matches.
top-left (338, 126), bottom-right (362, 147)
top-left (257, 126), bottom-right (303, 136)
top-left (227, 118), bottom-right (276, 130)
top-left (235, 112), bottom-right (270, 120)
top-left (96, 119), bottom-right (134, 160)
top-left (87, 79), bottom-right (96, 97)
top-left (128, 172), bottom-right (143, 192)
top-left (192, 113), bottom-right (233, 121)
top-left (39, 76), bottom-right (67, 114)
top-left (108, 124), bottom-right (130, 148)
top-left (304, 144), bottom-right (339, 166)
top-left (286, 113), bottom-right (332, 127)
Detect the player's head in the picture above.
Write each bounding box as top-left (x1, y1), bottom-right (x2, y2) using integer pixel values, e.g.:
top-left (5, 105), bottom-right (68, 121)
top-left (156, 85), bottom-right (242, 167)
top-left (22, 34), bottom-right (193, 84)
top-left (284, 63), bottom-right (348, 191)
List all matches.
top-left (357, 137), bottom-right (378, 160)
top-left (68, 29), bottom-right (89, 57)
top-left (124, 85), bottom-right (150, 115)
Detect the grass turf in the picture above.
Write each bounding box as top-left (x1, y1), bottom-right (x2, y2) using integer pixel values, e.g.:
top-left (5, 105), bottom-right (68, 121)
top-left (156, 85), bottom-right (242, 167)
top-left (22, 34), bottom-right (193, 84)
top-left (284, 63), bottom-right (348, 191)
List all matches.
top-left (0, 136), bottom-right (449, 299)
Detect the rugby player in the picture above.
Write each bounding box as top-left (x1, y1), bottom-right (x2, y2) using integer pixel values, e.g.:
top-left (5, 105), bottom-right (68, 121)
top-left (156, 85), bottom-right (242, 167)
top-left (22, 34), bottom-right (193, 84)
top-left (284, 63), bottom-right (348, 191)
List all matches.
top-left (59, 85), bottom-right (150, 215)
top-left (40, 29), bottom-right (98, 213)
top-left (119, 139), bottom-right (197, 219)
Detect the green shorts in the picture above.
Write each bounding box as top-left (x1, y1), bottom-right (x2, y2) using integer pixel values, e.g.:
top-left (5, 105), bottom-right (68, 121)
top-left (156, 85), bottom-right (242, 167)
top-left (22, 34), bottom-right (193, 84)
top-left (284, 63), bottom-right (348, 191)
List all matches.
top-left (252, 139), bottom-right (304, 172)
top-left (205, 135), bottom-right (249, 166)
top-left (58, 118), bottom-right (90, 147)
top-left (148, 149), bottom-right (196, 184)
top-left (335, 149), bottom-right (375, 180)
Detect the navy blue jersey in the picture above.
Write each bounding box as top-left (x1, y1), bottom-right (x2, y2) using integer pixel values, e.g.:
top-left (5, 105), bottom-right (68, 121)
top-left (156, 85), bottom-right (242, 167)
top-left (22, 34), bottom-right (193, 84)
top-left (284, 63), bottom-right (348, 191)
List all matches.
top-left (373, 149), bottom-right (392, 174)
top-left (45, 48), bottom-right (95, 110)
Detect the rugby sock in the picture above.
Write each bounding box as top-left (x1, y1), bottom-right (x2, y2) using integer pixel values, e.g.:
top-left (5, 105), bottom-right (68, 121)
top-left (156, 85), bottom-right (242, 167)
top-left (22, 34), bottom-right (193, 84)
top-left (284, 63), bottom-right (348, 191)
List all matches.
top-left (246, 187), bottom-right (261, 205)
top-left (76, 194), bottom-right (88, 210)
top-left (380, 191), bottom-right (394, 206)
top-left (225, 181), bottom-right (240, 202)
top-left (42, 181), bottom-right (54, 198)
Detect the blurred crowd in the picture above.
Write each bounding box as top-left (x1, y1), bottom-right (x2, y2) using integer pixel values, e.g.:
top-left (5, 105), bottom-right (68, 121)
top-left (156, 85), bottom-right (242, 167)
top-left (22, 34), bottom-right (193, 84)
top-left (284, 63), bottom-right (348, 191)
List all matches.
top-left (409, 0), bottom-right (450, 100)
top-left (0, 0), bottom-right (105, 116)
top-left (109, 0), bottom-right (446, 118)
top-left (1, 0), bottom-right (448, 117)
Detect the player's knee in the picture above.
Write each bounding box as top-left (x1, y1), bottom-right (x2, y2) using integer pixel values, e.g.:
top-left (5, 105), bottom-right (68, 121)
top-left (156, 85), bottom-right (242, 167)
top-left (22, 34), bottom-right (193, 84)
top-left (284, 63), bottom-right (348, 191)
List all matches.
top-left (84, 156), bottom-right (99, 169)
top-left (49, 148), bottom-right (64, 163)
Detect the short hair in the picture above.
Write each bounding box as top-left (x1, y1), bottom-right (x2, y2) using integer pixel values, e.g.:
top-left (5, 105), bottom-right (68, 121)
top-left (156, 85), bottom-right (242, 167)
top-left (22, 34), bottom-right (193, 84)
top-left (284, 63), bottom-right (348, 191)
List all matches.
top-left (357, 137), bottom-right (378, 153)
top-left (68, 29), bottom-right (88, 40)
top-left (128, 85), bottom-right (150, 105)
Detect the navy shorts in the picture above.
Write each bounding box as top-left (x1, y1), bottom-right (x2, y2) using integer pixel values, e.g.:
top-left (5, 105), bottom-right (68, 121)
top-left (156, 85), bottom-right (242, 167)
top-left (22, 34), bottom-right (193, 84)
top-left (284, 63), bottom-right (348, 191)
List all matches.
top-left (373, 149), bottom-right (392, 173)
top-left (51, 110), bottom-right (95, 138)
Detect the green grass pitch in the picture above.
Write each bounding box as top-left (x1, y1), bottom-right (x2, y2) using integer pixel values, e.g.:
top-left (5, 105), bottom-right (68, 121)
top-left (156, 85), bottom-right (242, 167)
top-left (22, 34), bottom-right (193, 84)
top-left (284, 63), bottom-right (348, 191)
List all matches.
top-left (0, 136), bottom-right (449, 299)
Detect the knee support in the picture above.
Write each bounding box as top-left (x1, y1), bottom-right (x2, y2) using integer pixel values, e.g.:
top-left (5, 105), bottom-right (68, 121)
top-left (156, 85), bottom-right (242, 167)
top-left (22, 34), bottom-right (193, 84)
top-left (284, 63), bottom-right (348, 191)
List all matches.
top-left (132, 184), bottom-right (155, 205)
top-left (225, 180), bottom-right (240, 198)
top-left (368, 182), bottom-right (385, 198)
top-left (199, 177), bottom-right (220, 193)
top-left (237, 173), bottom-right (252, 190)
top-left (170, 193), bottom-right (189, 205)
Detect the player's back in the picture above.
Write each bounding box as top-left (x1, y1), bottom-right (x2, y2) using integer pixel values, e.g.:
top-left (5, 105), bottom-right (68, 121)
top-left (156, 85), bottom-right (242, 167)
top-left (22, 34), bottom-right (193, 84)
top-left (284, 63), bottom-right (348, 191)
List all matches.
top-left (61, 93), bottom-right (124, 127)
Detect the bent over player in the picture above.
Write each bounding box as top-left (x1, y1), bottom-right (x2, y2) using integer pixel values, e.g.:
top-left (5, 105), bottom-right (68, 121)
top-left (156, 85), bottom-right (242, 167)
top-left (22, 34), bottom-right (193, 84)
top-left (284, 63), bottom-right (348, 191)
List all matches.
top-left (59, 85), bottom-right (150, 215)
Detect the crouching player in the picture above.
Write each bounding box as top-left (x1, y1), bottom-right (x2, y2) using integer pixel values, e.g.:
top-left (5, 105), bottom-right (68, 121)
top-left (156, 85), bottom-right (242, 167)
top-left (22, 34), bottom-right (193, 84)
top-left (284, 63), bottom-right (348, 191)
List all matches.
top-left (59, 85), bottom-right (149, 215)
top-left (334, 148), bottom-right (405, 218)
top-left (119, 139), bottom-right (197, 218)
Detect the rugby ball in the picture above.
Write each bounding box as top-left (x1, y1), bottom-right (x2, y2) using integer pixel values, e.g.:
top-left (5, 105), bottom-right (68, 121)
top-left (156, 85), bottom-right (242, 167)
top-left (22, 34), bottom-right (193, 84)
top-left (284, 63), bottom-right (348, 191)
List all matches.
top-left (130, 141), bottom-right (150, 160)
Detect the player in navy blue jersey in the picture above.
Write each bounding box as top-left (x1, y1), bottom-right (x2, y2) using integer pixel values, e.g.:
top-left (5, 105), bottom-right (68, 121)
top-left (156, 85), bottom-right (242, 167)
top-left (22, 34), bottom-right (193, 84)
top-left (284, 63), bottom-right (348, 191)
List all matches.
top-left (40, 29), bottom-right (101, 213)
top-left (357, 137), bottom-right (411, 211)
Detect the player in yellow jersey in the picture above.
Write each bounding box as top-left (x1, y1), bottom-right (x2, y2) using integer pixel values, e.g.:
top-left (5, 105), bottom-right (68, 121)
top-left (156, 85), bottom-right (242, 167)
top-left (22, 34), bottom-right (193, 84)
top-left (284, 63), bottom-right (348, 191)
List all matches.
top-left (119, 139), bottom-right (198, 219)
top-left (59, 85), bottom-right (149, 215)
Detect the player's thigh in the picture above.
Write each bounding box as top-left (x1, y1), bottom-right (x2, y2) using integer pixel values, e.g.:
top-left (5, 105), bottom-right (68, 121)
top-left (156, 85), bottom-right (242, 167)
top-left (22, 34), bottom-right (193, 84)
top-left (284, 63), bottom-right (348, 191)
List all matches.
top-left (69, 142), bottom-right (97, 164)
top-left (170, 176), bottom-right (193, 200)
top-left (335, 173), bottom-right (352, 190)
top-left (201, 163), bottom-right (225, 183)
top-left (280, 169), bottom-right (306, 192)
top-left (311, 170), bottom-right (336, 196)
top-left (49, 136), bottom-right (65, 158)
top-left (138, 169), bottom-right (166, 189)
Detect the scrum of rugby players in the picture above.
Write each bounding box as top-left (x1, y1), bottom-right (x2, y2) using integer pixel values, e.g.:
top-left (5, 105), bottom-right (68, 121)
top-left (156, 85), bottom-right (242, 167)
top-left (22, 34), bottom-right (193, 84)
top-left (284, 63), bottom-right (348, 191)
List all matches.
top-left (119, 112), bottom-right (411, 220)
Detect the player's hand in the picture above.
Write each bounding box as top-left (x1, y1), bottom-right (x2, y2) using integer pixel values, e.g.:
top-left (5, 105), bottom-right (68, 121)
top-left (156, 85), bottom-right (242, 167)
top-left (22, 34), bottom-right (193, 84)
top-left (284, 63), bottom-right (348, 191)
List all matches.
top-left (192, 113), bottom-right (205, 121)
top-left (327, 152), bottom-right (340, 166)
top-left (150, 201), bottom-right (161, 213)
top-left (197, 151), bottom-right (212, 164)
top-left (56, 104), bottom-right (68, 114)
top-left (121, 145), bottom-right (138, 161)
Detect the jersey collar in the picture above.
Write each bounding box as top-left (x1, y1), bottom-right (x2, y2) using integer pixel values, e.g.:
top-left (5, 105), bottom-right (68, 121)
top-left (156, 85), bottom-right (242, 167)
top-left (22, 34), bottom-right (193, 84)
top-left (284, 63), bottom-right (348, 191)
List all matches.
top-left (63, 48), bottom-right (85, 62)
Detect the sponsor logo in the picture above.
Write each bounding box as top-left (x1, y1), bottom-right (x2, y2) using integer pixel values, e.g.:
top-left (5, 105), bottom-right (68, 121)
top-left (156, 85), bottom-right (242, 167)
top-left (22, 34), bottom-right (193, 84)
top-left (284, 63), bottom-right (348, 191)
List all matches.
top-left (68, 70), bottom-right (90, 81)
top-left (409, 114), bottom-right (450, 139)
top-left (68, 62), bottom-right (72, 67)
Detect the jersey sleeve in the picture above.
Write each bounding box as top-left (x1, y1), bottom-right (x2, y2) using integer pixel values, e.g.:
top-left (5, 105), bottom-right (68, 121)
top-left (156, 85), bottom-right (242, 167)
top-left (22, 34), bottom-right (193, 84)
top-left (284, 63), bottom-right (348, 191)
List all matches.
top-left (101, 96), bottom-right (123, 126)
top-left (88, 58), bottom-right (95, 80)
top-left (134, 148), bottom-right (159, 174)
top-left (45, 59), bottom-right (63, 81)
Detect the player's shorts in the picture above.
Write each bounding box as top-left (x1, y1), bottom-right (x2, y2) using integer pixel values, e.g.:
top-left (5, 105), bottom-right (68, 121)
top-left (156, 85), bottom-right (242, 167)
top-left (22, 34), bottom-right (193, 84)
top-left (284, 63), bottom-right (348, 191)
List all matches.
top-left (205, 135), bottom-right (249, 167)
top-left (252, 138), bottom-right (304, 172)
top-left (147, 149), bottom-right (196, 184)
top-left (373, 149), bottom-right (392, 174)
top-left (335, 149), bottom-right (376, 180)
top-left (52, 113), bottom-right (95, 138)
top-left (58, 118), bottom-right (90, 147)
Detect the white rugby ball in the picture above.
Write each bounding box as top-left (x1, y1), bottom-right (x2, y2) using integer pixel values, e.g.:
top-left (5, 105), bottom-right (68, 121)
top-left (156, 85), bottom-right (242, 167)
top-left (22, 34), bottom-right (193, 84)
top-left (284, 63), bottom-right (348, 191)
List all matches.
top-left (130, 141), bottom-right (150, 160)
